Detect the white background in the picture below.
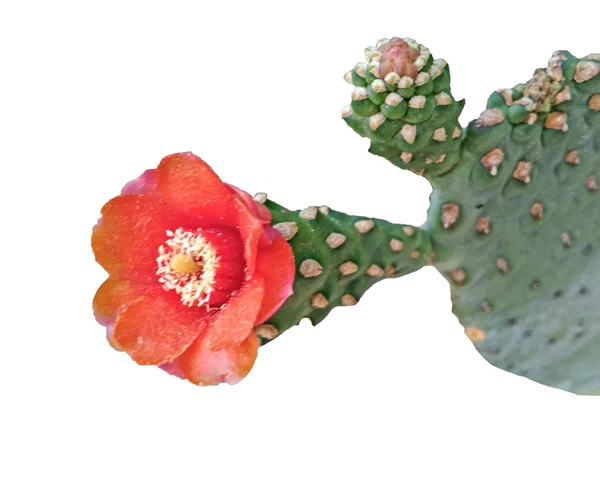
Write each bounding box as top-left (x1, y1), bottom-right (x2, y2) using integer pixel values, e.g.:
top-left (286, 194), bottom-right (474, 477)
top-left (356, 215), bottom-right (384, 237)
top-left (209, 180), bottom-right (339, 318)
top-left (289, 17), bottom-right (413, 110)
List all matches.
top-left (2, 1), bottom-right (600, 480)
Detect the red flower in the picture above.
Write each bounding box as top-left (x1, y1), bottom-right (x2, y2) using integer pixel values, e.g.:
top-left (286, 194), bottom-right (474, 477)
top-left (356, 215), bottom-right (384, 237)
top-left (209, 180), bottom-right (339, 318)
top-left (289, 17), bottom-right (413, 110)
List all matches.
top-left (92, 152), bottom-right (295, 385)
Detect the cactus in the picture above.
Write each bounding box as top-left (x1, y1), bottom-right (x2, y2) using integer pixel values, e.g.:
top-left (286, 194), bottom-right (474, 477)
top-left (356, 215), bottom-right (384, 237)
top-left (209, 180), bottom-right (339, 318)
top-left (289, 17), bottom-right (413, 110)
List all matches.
top-left (342, 38), bottom-right (600, 395)
top-left (257, 198), bottom-right (433, 341)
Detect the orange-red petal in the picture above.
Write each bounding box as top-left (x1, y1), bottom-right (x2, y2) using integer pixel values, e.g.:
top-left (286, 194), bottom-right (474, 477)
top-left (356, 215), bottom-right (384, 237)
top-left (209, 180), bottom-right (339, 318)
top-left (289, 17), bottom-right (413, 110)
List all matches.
top-left (232, 196), bottom-right (264, 275)
top-left (92, 195), bottom-right (182, 282)
top-left (156, 152), bottom-right (235, 225)
top-left (112, 293), bottom-right (211, 365)
top-left (225, 183), bottom-right (272, 224)
top-left (205, 274), bottom-right (265, 351)
top-left (178, 330), bottom-right (259, 385)
top-left (254, 235), bottom-right (295, 324)
top-left (93, 277), bottom-right (157, 327)
top-left (121, 169), bottom-right (161, 196)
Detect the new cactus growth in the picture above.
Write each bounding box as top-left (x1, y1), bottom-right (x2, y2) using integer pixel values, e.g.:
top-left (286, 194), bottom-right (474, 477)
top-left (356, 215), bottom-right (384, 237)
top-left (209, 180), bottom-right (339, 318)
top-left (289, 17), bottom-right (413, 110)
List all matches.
top-left (342, 38), bottom-right (600, 395)
top-left (343, 37), bottom-right (465, 177)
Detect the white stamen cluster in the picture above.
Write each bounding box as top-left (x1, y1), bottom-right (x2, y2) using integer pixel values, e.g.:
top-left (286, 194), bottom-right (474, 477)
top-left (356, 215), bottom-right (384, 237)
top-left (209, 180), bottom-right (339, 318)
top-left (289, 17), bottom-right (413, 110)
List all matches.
top-left (156, 228), bottom-right (220, 307)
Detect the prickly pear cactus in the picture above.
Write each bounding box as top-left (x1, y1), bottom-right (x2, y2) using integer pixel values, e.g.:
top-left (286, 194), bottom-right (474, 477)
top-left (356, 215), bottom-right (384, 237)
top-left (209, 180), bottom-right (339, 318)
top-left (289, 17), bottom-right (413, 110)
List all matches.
top-left (343, 38), bottom-right (600, 395)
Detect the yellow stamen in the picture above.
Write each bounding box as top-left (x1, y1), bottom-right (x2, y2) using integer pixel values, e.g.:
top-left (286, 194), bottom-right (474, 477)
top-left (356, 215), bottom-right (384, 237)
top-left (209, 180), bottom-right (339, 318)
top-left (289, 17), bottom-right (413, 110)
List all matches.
top-left (156, 228), bottom-right (220, 307)
top-left (169, 254), bottom-right (201, 274)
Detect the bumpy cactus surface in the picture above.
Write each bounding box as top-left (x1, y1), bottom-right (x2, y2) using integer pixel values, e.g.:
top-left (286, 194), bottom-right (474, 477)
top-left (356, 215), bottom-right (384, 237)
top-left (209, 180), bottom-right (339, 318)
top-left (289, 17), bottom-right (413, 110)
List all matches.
top-left (341, 38), bottom-right (600, 395)
top-left (260, 201), bottom-right (433, 339)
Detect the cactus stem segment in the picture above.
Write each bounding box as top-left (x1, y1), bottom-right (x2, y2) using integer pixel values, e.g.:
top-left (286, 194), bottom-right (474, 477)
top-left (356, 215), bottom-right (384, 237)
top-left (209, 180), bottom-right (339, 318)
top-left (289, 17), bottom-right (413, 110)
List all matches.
top-left (414, 48), bottom-right (600, 393)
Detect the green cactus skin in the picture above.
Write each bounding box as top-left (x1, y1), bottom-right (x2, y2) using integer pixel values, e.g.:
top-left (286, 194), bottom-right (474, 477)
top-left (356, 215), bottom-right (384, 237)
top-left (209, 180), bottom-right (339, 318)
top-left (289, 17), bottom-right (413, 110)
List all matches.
top-left (344, 39), bottom-right (600, 394)
top-left (256, 200), bottom-right (433, 343)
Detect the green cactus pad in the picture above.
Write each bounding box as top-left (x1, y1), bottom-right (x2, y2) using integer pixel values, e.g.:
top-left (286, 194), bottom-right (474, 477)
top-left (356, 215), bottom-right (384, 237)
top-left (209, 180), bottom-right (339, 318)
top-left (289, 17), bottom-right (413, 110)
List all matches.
top-left (424, 52), bottom-right (600, 394)
top-left (258, 200), bottom-right (433, 342)
top-left (343, 39), bottom-right (600, 394)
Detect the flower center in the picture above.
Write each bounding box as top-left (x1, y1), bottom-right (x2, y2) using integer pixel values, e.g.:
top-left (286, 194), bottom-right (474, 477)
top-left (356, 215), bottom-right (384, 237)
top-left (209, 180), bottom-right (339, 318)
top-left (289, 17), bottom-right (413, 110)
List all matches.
top-left (156, 228), bottom-right (220, 308)
top-left (169, 254), bottom-right (202, 274)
